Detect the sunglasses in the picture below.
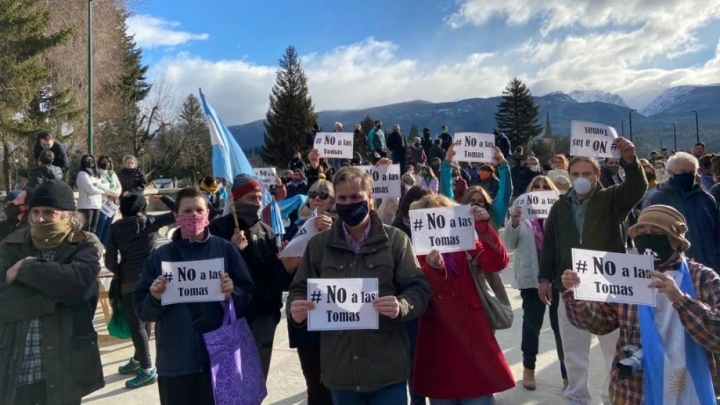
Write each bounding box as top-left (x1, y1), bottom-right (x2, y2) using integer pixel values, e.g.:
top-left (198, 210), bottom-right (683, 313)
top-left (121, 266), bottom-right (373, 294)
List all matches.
top-left (308, 191), bottom-right (331, 200)
top-left (532, 185), bottom-right (551, 190)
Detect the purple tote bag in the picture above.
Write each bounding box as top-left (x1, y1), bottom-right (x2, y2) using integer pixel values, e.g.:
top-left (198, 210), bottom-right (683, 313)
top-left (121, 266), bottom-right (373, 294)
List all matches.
top-left (202, 299), bottom-right (267, 405)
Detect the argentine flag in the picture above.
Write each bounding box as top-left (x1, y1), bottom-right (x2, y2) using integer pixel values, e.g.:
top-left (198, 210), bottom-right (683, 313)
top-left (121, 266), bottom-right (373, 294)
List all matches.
top-left (198, 88), bottom-right (284, 239)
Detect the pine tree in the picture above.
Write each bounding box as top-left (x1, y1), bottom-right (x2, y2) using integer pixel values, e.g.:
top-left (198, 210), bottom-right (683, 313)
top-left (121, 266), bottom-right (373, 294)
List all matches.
top-left (118, 19), bottom-right (152, 104)
top-left (408, 124), bottom-right (419, 143)
top-left (494, 78), bottom-right (543, 148)
top-left (360, 115), bottom-right (375, 136)
top-left (261, 46), bottom-right (317, 167)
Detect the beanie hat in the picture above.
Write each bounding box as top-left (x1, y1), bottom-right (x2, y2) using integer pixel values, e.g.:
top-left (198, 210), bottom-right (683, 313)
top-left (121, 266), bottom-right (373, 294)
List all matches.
top-left (231, 174), bottom-right (262, 201)
top-left (4, 190), bottom-right (21, 204)
top-left (628, 205), bottom-right (690, 252)
top-left (28, 180), bottom-right (76, 211)
top-left (120, 193), bottom-right (147, 217)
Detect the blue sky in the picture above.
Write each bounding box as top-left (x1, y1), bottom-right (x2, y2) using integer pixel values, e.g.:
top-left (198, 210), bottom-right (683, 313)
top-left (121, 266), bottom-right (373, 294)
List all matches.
top-left (127, 0), bottom-right (720, 124)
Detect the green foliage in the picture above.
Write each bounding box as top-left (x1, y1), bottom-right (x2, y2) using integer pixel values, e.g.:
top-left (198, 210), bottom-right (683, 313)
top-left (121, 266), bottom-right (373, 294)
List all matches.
top-left (117, 17), bottom-right (152, 104)
top-left (494, 78), bottom-right (544, 149)
top-left (261, 46), bottom-right (317, 167)
top-left (408, 123), bottom-right (419, 143)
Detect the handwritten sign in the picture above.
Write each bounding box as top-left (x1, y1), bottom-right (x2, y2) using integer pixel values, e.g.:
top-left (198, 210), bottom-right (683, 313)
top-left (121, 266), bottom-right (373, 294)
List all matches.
top-left (451, 132), bottom-right (495, 163)
top-left (160, 258), bottom-right (225, 306)
top-left (356, 164), bottom-right (402, 198)
top-left (101, 200), bottom-right (119, 218)
top-left (409, 205), bottom-right (475, 255)
top-left (252, 168), bottom-right (277, 187)
top-left (307, 278), bottom-right (379, 331)
top-left (517, 191), bottom-right (558, 219)
top-left (570, 121), bottom-right (620, 159)
top-left (279, 210), bottom-right (319, 258)
top-left (314, 132), bottom-right (354, 159)
top-left (572, 248), bottom-right (656, 306)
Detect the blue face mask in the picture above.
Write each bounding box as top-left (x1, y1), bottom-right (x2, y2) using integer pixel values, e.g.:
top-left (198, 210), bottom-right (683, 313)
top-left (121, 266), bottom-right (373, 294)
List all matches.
top-left (336, 200), bottom-right (369, 227)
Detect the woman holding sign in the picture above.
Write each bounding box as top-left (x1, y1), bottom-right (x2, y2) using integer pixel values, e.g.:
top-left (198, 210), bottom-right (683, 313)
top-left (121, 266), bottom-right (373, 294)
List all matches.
top-left (502, 176), bottom-right (567, 391)
top-left (411, 194), bottom-right (514, 405)
top-left (462, 146), bottom-right (512, 230)
top-left (135, 187), bottom-right (255, 405)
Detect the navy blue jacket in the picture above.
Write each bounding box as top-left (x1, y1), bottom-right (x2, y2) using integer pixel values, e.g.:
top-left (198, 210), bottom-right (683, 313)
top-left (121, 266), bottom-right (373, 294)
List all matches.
top-left (134, 232), bottom-right (255, 377)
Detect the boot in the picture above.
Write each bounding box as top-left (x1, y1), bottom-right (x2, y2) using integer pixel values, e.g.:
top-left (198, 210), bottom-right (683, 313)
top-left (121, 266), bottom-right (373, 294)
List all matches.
top-left (523, 368), bottom-right (536, 390)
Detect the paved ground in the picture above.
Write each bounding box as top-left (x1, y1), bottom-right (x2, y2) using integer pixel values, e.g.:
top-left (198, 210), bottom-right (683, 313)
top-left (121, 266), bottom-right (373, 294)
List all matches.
top-left (84, 249), bottom-right (611, 405)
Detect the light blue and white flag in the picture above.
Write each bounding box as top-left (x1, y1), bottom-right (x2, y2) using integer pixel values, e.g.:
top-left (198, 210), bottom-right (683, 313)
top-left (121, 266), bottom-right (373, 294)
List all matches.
top-left (199, 88), bottom-right (284, 238)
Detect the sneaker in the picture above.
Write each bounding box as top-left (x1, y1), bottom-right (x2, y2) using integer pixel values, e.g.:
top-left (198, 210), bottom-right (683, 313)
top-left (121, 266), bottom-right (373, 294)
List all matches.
top-left (118, 358), bottom-right (140, 375)
top-left (125, 368), bottom-right (158, 389)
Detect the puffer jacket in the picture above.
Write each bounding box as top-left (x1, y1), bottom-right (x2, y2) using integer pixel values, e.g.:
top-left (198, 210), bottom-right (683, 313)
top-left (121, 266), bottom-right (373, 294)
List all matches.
top-left (287, 211), bottom-right (430, 392)
top-left (117, 168), bottom-right (147, 195)
top-left (501, 210), bottom-right (543, 289)
top-left (76, 171), bottom-right (109, 210)
top-left (26, 164), bottom-right (63, 188)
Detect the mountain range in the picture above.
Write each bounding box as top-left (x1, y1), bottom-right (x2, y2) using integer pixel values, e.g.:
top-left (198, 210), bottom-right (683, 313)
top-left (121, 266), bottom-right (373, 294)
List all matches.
top-left (229, 84), bottom-right (720, 154)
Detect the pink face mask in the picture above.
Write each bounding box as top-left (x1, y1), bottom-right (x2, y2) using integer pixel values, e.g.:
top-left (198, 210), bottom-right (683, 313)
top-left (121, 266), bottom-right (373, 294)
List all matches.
top-left (176, 213), bottom-right (209, 237)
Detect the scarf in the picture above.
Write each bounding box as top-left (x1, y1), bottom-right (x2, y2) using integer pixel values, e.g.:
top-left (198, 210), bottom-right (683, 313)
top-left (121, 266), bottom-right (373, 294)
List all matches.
top-left (200, 182), bottom-right (219, 195)
top-left (530, 219), bottom-right (545, 260)
top-left (638, 259), bottom-right (715, 405)
top-left (30, 218), bottom-right (72, 251)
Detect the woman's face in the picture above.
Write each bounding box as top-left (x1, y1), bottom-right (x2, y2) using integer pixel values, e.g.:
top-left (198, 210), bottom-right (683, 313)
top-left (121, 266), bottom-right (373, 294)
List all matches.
top-left (309, 190), bottom-right (333, 212)
top-left (468, 192), bottom-right (486, 207)
top-left (553, 158), bottom-right (565, 170)
top-left (531, 180), bottom-right (551, 191)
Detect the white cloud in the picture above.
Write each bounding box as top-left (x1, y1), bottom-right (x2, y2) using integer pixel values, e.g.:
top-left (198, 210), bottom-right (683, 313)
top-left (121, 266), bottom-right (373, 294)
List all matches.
top-left (127, 15), bottom-right (209, 49)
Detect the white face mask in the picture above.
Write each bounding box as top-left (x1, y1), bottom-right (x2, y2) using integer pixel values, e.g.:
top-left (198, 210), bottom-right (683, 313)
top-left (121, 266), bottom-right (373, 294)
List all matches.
top-left (572, 177), bottom-right (593, 195)
top-left (529, 165), bottom-right (541, 172)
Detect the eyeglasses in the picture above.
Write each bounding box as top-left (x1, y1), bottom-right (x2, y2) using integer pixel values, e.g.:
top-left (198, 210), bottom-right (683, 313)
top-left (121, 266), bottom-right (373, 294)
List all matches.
top-left (532, 185), bottom-right (552, 190)
top-left (308, 191), bottom-right (331, 200)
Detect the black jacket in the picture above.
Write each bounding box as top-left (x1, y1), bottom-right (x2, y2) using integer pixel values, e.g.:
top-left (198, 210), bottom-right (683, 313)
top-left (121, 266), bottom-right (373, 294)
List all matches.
top-left (0, 228), bottom-right (104, 404)
top-left (386, 130), bottom-right (407, 154)
top-left (26, 164), bottom-right (64, 188)
top-left (33, 142), bottom-right (69, 172)
top-left (495, 134), bottom-right (512, 159)
top-left (513, 167), bottom-right (542, 197)
top-left (428, 145), bottom-right (446, 163)
top-left (600, 167), bottom-right (624, 188)
top-left (117, 168), bottom-right (148, 194)
top-left (105, 197), bottom-right (175, 295)
top-left (0, 217), bottom-right (28, 242)
top-left (438, 132), bottom-right (453, 151)
top-left (288, 158), bottom-right (307, 172)
top-left (479, 177), bottom-right (500, 200)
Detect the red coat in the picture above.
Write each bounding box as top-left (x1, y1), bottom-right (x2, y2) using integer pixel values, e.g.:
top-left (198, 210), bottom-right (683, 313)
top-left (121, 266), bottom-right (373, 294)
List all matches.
top-left (413, 220), bottom-right (515, 399)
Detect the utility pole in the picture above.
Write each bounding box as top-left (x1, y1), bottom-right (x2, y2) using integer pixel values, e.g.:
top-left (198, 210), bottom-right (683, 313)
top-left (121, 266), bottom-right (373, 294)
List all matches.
top-left (87, 0), bottom-right (94, 155)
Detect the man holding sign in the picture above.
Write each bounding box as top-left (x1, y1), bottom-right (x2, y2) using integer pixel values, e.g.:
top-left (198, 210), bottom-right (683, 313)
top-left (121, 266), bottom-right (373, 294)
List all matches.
top-left (287, 166), bottom-right (430, 404)
top-left (560, 206), bottom-right (720, 405)
top-left (538, 136), bottom-right (647, 405)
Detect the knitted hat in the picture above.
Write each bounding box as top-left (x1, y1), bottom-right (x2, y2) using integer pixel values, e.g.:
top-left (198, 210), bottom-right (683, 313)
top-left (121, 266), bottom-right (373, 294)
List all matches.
top-left (28, 180), bottom-right (76, 211)
top-left (231, 174), bottom-right (262, 200)
top-left (4, 190), bottom-right (21, 204)
top-left (628, 205), bottom-right (690, 252)
top-left (120, 193), bottom-right (147, 217)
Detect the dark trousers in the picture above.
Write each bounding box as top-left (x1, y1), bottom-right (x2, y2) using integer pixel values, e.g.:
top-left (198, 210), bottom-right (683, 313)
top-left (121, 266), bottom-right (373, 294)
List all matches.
top-left (297, 345), bottom-right (333, 405)
top-left (520, 288), bottom-right (567, 379)
top-left (406, 318), bottom-right (427, 405)
top-left (122, 292), bottom-right (153, 369)
top-left (392, 151), bottom-right (407, 174)
top-left (14, 382), bottom-right (80, 405)
top-left (247, 313), bottom-right (280, 381)
top-left (95, 212), bottom-right (113, 246)
top-left (158, 372), bottom-right (214, 405)
top-left (79, 209), bottom-right (100, 234)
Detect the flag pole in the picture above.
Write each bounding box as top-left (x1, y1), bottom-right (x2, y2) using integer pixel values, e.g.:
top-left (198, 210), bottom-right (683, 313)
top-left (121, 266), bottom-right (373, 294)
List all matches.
top-left (227, 191), bottom-right (240, 229)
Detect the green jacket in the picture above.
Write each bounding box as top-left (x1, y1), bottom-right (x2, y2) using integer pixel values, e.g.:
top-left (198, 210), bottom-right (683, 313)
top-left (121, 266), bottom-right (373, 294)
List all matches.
top-left (539, 156), bottom-right (647, 290)
top-left (287, 211), bottom-right (430, 392)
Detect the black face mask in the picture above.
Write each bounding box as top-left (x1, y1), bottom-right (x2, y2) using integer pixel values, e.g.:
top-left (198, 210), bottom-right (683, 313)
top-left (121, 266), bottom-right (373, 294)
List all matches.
top-left (669, 173), bottom-right (695, 192)
top-left (336, 200), bottom-right (369, 227)
top-left (645, 173), bottom-right (656, 182)
top-left (4, 205), bottom-right (22, 221)
top-left (98, 162), bottom-right (109, 170)
top-left (234, 202), bottom-right (262, 225)
top-left (634, 234), bottom-right (676, 267)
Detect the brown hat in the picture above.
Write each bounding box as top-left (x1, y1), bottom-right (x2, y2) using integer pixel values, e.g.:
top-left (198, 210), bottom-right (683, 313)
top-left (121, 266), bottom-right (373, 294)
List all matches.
top-left (628, 205), bottom-right (690, 251)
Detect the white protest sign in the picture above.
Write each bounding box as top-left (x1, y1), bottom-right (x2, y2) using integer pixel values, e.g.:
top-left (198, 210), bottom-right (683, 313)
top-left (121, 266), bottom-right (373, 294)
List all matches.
top-left (451, 132), bottom-right (495, 163)
top-left (252, 168), bottom-right (277, 187)
top-left (101, 200), bottom-right (119, 218)
top-left (408, 205), bottom-right (475, 255)
top-left (278, 209), bottom-right (319, 258)
top-left (570, 121), bottom-right (620, 159)
top-left (307, 278), bottom-right (379, 331)
top-left (160, 258), bottom-right (225, 306)
top-left (572, 248), bottom-right (656, 306)
top-left (517, 191), bottom-right (558, 219)
top-left (356, 164), bottom-right (402, 198)
top-left (314, 132), bottom-right (354, 159)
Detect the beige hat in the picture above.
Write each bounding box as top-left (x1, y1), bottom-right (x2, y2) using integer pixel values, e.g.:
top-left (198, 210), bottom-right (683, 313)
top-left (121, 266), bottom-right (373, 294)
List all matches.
top-left (554, 175), bottom-right (571, 195)
top-left (628, 205), bottom-right (691, 252)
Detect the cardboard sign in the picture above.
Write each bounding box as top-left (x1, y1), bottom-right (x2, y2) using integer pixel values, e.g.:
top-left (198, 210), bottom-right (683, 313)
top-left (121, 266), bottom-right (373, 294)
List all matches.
top-left (572, 248), bottom-right (656, 306)
top-left (409, 205), bottom-right (476, 255)
top-left (314, 132), bottom-right (354, 159)
top-left (279, 210), bottom-right (319, 258)
top-left (570, 121), bottom-right (620, 159)
top-left (451, 132), bottom-right (495, 163)
top-left (252, 168), bottom-right (277, 187)
top-left (307, 278), bottom-right (379, 331)
top-left (356, 164), bottom-right (402, 198)
top-left (101, 200), bottom-right (119, 218)
top-left (160, 258), bottom-right (225, 306)
top-left (517, 191), bottom-right (558, 219)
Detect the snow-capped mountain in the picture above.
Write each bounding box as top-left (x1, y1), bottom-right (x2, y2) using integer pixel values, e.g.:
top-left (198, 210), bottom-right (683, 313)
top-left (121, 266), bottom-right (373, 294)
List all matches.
top-left (640, 85), bottom-right (703, 116)
top-left (568, 90), bottom-right (629, 108)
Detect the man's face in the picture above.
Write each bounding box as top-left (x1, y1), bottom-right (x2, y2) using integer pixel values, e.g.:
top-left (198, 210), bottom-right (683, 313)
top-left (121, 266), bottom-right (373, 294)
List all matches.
top-left (661, 150), bottom-right (669, 157)
top-left (284, 171), bottom-right (293, 179)
top-left (651, 152), bottom-right (657, 159)
top-left (569, 161), bottom-right (599, 185)
top-left (40, 139), bottom-right (53, 149)
top-left (124, 158), bottom-right (137, 169)
top-left (237, 191), bottom-right (263, 206)
top-left (605, 159), bottom-right (620, 168)
top-left (335, 178), bottom-right (371, 206)
top-left (669, 160), bottom-right (696, 177)
top-left (527, 158), bottom-right (539, 167)
top-left (30, 206), bottom-right (66, 224)
top-left (694, 145), bottom-right (705, 156)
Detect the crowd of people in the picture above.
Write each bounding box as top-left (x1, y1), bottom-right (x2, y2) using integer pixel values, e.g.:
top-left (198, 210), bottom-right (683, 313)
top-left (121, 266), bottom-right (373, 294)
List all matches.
top-left (0, 124), bottom-right (719, 405)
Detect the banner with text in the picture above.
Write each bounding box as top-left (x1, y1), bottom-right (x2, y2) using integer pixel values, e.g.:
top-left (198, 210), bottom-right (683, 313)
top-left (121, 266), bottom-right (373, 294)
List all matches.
top-left (278, 209), bottom-right (319, 258)
top-left (517, 191), bottom-right (558, 219)
top-left (570, 120), bottom-right (620, 159)
top-left (161, 258), bottom-right (225, 305)
top-left (307, 278), bottom-right (379, 331)
top-left (409, 205), bottom-right (475, 255)
top-left (572, 248), bottom-right (656, 306)
top-left (314, 132), bottom-right (354, 159)
top-left (253, 167), bottom-right (277, 187)
top-left (356, 164), bottom-right (402, 198)
top-left (451, 132), bottom-right (495, 163)
top-left (101, 200), bottom-right (119, 218)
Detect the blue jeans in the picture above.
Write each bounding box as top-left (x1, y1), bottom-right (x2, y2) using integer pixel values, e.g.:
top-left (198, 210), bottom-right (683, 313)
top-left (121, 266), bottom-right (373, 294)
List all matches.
top-left (429, 396), bottom-right (493, 405)
top-left (330, 381), bottom-right (407, 405)
top-left (95, 211), bottom-right (113, 246)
